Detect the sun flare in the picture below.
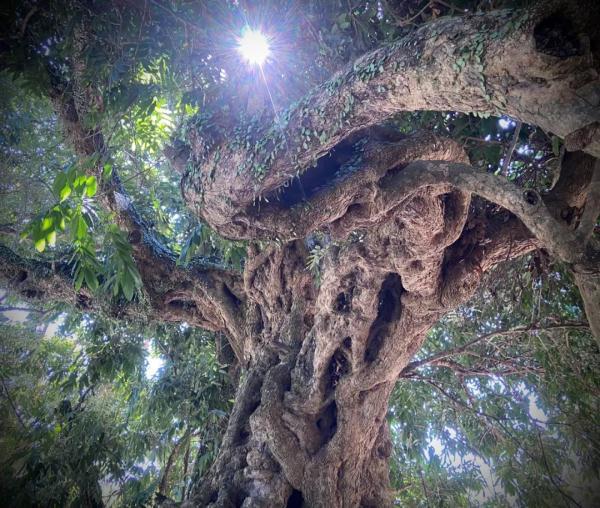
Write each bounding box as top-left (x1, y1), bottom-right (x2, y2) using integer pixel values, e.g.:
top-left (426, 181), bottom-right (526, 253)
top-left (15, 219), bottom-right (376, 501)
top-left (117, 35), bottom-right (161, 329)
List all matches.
top-left (237, 28), bottom-right (270, 66)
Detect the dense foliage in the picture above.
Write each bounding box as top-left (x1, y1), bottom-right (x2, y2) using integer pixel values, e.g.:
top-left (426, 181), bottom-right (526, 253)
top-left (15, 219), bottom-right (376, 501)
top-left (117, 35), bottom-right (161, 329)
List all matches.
top-left (0, 0), bottom-right (598, 506)
top-left (0, 304), bottom-right (231, 506)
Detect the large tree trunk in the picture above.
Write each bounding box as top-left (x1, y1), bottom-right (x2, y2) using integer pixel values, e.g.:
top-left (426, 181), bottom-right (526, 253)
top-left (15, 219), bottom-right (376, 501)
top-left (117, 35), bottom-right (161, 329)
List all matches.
top-left (193, 347), bottom-right (397, 508)
top-left (4, 0), bottom-right (596, 505)
top-left (185, 157), bottom-right (539, 507)
top-left (189, 244), bottom-right (427, 507)
top-left (181, 136), bottom-right (599, 507)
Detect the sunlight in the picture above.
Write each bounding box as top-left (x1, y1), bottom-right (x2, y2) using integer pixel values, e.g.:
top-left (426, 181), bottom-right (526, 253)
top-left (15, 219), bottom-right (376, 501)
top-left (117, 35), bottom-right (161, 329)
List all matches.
top-left (146, 355), bottom-right (164, 379)
top-left (498, 117), bottom-right (515, 130)
top-left (237, 28), bottom-right (270, 66)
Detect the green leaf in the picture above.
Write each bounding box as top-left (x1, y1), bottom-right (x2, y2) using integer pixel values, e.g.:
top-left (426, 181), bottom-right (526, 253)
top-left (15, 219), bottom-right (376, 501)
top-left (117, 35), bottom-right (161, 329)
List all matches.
top-left (53, 173), bottom-right (66, 194)
top-left (34, 237), bottom-right (46, 252)
top-left (53, 172), bottom-right (71, 201)
top-left (73, 174), bottom-right (88, 193)
top-left (102, 163), bottom-right (113, 180)
top-left (41, 216), bottom-right (53, 232)
top-left (70, 213), bottom-right (89, 241)
top-left (46, 230), bottom-right (56, 247)
top-left (121, 275), bottom-right (134, 301)
top-left (74, 268), bottom-right (85, 290)
top-left (77, 215), bottom-right (88, 239)
top-left (85, 176), bottom-right (97, 197)
top-left (84, 267), bottom-right (99, 291)
top-left (60, 186), bottom-right (72, 202)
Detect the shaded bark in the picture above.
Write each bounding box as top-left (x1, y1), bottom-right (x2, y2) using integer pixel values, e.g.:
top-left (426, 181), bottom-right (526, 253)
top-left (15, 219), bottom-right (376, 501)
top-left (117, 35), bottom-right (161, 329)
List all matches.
top-left (0, 242), bottom-right (245, 348)
top-left (573, 270), bottom-right (600, 342)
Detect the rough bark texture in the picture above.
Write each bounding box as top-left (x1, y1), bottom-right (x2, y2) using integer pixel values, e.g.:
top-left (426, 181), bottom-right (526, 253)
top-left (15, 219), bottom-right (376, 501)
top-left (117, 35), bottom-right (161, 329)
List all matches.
top-left (182, 0), bottom-right (600, 241)
top-left (3, 0), bottom-right (599, 506)
top-left (182, 135), bottom-right (546, 506)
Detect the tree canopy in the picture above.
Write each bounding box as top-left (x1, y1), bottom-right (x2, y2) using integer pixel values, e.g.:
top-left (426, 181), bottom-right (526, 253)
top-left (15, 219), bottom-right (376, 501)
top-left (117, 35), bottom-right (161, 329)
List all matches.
top-left (0, 0), bottom-right (599, 506)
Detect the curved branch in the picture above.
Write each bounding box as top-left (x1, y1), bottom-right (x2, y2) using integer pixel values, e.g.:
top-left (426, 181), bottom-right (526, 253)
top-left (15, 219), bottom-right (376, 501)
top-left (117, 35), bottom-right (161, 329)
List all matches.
top-left (390, 160), bottom-right (599, 340)
top-left (385, 160), bottom-right (587, 265)
top-left (186, 131), bottom-right (469, 240)
top-left (186, 0), bottom-right (600, 236)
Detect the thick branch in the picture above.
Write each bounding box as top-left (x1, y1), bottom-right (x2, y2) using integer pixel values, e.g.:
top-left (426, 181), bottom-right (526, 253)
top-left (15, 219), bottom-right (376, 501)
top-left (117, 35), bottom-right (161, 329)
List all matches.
top-left (386, 160), bottom-right (590, 266)
top-left (0, 243), bottom-right (243, 343)
top-left (185, 0), bottom-right (600, 237)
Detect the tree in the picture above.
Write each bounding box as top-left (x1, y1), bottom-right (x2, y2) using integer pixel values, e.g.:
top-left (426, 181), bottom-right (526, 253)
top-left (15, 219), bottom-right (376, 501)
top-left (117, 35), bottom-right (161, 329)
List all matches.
top-left (0, 0), bottom-right (599, 506)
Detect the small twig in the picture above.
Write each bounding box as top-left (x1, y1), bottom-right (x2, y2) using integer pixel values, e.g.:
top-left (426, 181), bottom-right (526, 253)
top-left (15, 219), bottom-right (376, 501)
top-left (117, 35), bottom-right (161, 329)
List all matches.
top-left (395, 1), bottom-right (433, 27)
top-left (0, 377), bottom-right (27, 430)
top-left (433, 0), bottom-right (462, 14)
top-left (500, 121), bottom-right (522, 176)
top-left (73, 385), bottom-right (94, 412)
top-left (537, 431), bottom-right (582, 508)
top-left (463, 136), bottom-right (504, 146)
top-left (0, 223), bottom-right (17, 234)
top-left (399, 323), bottom-right (588, 377)
top-left (19, 6), bottom-right (38, 38)
top-left (418, 467), bottom-right (432, 508)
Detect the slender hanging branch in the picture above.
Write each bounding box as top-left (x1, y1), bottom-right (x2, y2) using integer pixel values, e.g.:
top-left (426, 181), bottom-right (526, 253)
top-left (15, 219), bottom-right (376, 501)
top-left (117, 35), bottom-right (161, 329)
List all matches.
top-left (399, 323), bottom-right (590, 377)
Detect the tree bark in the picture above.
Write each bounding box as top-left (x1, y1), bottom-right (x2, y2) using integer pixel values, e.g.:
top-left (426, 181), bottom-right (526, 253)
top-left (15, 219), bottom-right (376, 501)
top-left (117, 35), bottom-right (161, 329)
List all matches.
top-left (184, 157), bottom-right (540, 506)
top-left (179, 2), bottom-right (600, 492)
top-left (183, 0), bottom-right (600, 240)
top-left (4, 0), bottom-right (598, 505)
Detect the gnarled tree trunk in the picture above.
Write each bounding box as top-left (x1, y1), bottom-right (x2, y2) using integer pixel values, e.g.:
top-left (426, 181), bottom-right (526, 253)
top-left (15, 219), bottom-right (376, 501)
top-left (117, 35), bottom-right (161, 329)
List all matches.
top-left (185, 133), bottom-right (541, 506)
top-left (2, 0), bottom-right (598, 506)
top-left (178, 1), bottom-right (600, 502)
